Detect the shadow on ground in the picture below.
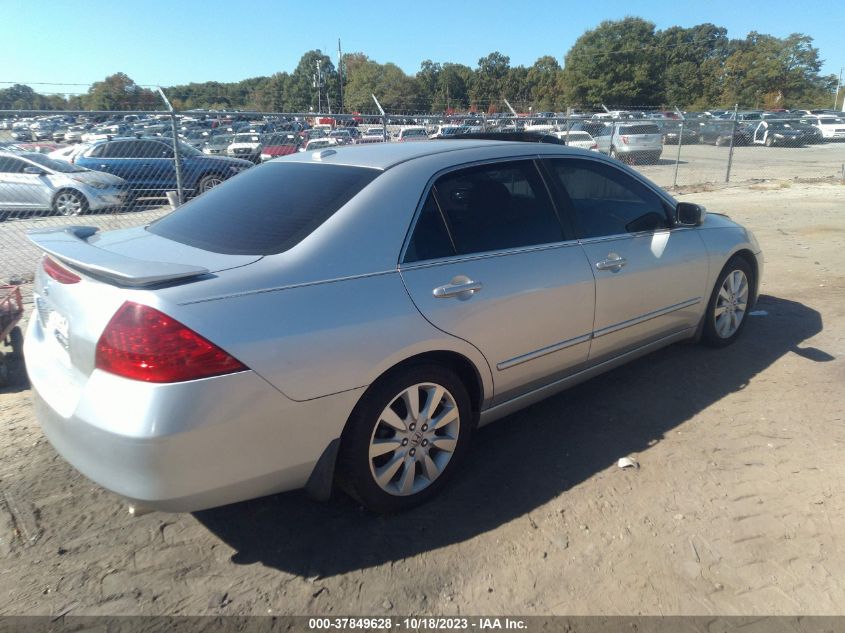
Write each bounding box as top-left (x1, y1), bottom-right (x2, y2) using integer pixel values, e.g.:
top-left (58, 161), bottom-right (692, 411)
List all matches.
top-left (196, 294), bottom-right (828, 578)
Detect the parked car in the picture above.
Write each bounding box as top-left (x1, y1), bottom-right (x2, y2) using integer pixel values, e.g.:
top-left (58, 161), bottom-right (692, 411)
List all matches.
top-left (259, 133), bottom-right (301, 161)
top-left (74, 136), bottom-right (252, 199)
top-left (657, 121), bottom-right (699, 145)
top-left (202, 134), bottom-right (234, 156)
top-left (395, 126), bottom-right (429, 142)
top-left (47, 143), bottom-right (92, 163)
top-left (0, 151), bottom-right (126, 216)
top-left (359, 127), bottom-right (387, 143)
top-left (301, 137), bottom-right (339, 152)
top-left (780, 119), bottom-right (824, 144)
top-left (227, 133), bottom-right (263, 163)
top-left (696, 122), bottom-right (751, 146)
top-left (749, 121), bottom-right (804, 147)
top-left (328, 129), bottom-right (355, 145)
top-left (801, 115), bottom-right (845, 141)
top-left (10, 128), bottom-right (34, 142)
top-left (24, 139), bottom-right (762, 514)
top-left (551, 130), bottom-right (598, 150)
top-left (593, 122), bottom-right (663, 164)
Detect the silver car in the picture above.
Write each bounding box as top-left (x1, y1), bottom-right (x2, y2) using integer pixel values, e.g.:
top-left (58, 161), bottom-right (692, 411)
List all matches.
top-left (594, 122), bottom-right (663, 164)
top-left (24, 140), bottom-right (763, 513)
top-left (0, 151), bottom-right (127, 216)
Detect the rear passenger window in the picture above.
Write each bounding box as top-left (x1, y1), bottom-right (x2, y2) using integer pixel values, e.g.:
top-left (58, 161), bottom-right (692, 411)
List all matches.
top-left (424, 160), bottom-right (563, 256)
top-left (545, 158), bottom-right (670, 238)
top-left (404, 193), bottom-right (455, 263)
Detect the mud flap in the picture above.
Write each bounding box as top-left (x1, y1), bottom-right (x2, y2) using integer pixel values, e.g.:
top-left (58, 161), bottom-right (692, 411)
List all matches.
top-left (305, 438), bottom-right (340, 502)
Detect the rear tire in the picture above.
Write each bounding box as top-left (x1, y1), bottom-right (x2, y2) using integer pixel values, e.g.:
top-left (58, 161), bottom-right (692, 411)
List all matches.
top-left (339, 364), bottom-right (473, 513)
top-left (764, 135), bottom-right (774, 147)
top-left (8, 326), bottom-right (23, 359)
top-left (702, 256), bottom-right (754, 348)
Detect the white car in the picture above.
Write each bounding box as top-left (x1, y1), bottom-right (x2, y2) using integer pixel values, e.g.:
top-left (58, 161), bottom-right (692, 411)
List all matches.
top-left (429, 125), bottom-right (463, 139)
top-left (802, 115), bottom-right (845, 140)
top-left (552, 130), bottom-right (598, 150)
top-left (227, 133), bottom-right (263, 163)
top-left (299, 137), bottom-right (339, 152)
top-left (394, 126), bottom-right (429, 142)
top-left (47, 143), bottom-right (92, 163)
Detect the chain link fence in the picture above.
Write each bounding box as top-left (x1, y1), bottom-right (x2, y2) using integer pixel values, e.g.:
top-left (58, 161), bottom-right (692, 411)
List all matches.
top-left (2, 103), bottom-right (844, 280)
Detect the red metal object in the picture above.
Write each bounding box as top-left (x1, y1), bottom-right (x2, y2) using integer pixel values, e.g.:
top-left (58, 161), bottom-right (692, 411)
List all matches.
top-left (0, 285), bottom-right (23, 342)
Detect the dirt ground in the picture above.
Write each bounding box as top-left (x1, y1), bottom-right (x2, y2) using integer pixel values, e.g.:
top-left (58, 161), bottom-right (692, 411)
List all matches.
top-left (1, 181), bottom-right (844, 617)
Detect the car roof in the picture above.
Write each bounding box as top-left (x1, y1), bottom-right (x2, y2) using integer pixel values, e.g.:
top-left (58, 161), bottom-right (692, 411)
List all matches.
top-left (275, 139), bottom-right (592, 170)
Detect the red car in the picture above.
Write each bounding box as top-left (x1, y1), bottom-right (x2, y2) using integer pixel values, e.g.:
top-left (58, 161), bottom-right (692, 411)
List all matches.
top-left (259, 133), bottom-right (301, 161)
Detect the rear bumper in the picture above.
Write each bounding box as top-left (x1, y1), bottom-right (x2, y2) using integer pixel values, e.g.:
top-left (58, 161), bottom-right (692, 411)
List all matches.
top-left (26, 317), bottom-right (364, 511)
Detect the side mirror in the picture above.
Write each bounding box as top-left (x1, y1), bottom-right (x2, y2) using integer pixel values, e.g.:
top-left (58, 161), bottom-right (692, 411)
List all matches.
top-left (23, 166), bottom-right (45, 175)
top-left (675, 202), bottom-right (706, 226)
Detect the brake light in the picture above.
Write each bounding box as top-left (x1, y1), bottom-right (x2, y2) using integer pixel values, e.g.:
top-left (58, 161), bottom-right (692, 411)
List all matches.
top-left (620, 135), bottom-right (629, 144)
top-left (43, 256), bottom-right (81, 284)
top-left (95, 302), bottom-right (247, 383)
top-left (591, 143), bottom-right (598, 149)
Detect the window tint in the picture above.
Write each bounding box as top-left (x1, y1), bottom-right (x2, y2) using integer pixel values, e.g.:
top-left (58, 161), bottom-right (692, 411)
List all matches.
top-left (429, 160), bottom-right (563, 255)
top-left (619, 124), bottom-right (660, 135)
top-left (404, 193), bottom-right (455, 263)
top-left (0, 157), bottom-right (26, 173)
top-left (545, 158), bottom-right (670, 238)
top-left (99, 141), bottom-right (133, 158)
top-left (149, 162), bottom-right (379, 255)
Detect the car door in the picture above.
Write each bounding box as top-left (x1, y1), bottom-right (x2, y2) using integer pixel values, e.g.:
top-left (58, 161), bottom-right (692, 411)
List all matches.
top-left (0, 156), bottom-right (49, 210)
top-left (753, 123), bottom-right (767, 145)
top-left (399, 159), bottom-right (596, 404)
top-left (542, 157), bottom-right (709, 362)
top-left (125, 140), bottom-right (176, 192)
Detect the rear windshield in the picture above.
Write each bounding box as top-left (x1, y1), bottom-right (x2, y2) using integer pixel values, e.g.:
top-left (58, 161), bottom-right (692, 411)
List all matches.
top-left (618, 124), bottom-right (659, 135)
top-left (148, 162), bottom-right (380, 255)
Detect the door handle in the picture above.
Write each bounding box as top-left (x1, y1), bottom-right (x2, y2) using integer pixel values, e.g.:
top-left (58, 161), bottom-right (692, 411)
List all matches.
top-left (433, 278), bottom-right (483, 298)
top-left (595, 254), bottom-right (627, 271)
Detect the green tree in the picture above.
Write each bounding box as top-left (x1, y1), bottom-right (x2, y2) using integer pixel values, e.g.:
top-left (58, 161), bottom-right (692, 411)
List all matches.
top-left (470, 52), bottom-right (511, 109)
top-left (84, 73), bottom-right (159, 110)
top-left (526, 56), bottom-right (564, 110)
top-left (561, 17), bottom-right (664, 108)
top-left (658, 24), bottom-right (729, 107)
top-left (288, 50), bottom-right (338, 112)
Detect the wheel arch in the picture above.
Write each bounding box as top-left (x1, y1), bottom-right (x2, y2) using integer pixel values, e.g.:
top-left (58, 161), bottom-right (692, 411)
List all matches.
top-left (51, 187), bottom-right (89, 214)
top-left (728, 248), bottom-right (760, 308)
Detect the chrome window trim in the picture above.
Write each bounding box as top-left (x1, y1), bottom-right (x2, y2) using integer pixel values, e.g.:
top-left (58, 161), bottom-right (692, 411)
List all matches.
top-left (398, 154), bottom-right (568, 266)
top-left (399, 239), bottom-right (582, 271)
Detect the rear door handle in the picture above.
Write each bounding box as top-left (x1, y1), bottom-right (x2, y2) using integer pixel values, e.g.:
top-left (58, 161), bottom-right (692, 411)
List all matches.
top-left (433, 278), bottom-right (483, 298)
top-left (595, 254), bottom-right (627, 271)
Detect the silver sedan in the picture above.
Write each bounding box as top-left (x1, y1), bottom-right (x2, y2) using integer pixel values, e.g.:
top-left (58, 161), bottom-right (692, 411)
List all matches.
top-left (24, 140), bottom-right (763, 513)
top-left (0, 151), bottom-right (127, 216)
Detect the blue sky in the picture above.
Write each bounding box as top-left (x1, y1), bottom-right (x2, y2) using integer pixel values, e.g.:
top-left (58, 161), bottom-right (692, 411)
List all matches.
top-left (2, 0), bottom-right (843, 92)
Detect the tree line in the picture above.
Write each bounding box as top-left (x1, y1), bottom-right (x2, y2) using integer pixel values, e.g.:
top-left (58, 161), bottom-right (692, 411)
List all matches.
top-left (2, 18), bottom-right (840, 114)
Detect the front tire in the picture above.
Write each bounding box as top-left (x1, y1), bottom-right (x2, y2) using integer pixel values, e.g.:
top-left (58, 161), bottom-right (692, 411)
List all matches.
top-left (52, 189), bottom-right (88, 216)
top-left (702, 256), bottom-right (754, 347)
top-left (197, 173), bottom-right (224, 194)
top-left (339, 364), bottom-right (473, 513)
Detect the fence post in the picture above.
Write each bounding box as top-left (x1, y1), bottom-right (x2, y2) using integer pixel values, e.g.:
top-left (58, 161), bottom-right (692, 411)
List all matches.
top-left (725, 103), bottom-right (739, 183)
top-left (157, 87), bottom-right (184, 205)
top-left (672, 109), bottom-right (684, 188)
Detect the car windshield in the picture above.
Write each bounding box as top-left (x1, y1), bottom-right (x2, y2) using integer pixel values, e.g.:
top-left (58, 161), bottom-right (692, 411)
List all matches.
top-left (403, 129), bottom-right (427, 137)
top-left (818, 118), bottom-right (842, 124)
top-left (365, 128), bottom-right (383, 135)
top-left (23, 152), bottom-right (87, 173)
top-left (233, 134), bottom-right (260, 143)
top-left (767, 122), bottom-right (792, 130)
top-left (567, 132), bottom-right (591, 140)
top-left (265, 134), bottom-right (296, 145)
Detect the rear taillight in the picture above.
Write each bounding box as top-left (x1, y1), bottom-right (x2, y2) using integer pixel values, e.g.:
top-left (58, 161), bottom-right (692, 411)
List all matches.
top-left (43, 256), bottom-right (81, 284)
top-left (591, 143), bottom-right (598, 149)
top-left (620, 135), bottom-right (629, 144)
top-left (95, 301), bottom-right (247, 383)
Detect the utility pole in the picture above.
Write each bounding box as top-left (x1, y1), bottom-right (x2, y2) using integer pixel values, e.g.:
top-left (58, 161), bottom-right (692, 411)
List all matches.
top-left (338, 39), bottom-right (344, 114)
top-left (313, 60), bottom-right (323, 114)
top-left (835, 67), bottom-right (843, 110)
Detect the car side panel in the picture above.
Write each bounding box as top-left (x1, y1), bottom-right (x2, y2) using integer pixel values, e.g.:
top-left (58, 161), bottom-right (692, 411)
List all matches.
top-left (166, 272), bottom-right (494, 404)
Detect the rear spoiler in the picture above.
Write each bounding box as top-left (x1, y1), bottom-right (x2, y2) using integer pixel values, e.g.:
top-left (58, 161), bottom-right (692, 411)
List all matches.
top-left (27, 226), bottom-right (209, 287)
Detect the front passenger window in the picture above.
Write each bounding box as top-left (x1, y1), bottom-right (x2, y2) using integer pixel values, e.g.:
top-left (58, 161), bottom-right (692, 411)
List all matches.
top-left (545, 158), bottom-right (670, 238)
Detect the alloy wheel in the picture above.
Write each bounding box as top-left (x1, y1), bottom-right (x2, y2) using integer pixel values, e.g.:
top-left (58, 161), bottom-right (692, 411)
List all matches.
top-left (368, 382), bottom-right (460, 496)
top-left (714, 269), bottom-right (749, 338)
top-left (54, 191), bottom-right (83, 216)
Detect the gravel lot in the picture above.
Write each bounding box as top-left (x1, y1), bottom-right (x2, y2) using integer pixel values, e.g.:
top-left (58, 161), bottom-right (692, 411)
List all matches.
top-left (0, 181), bottom-right (844, 617)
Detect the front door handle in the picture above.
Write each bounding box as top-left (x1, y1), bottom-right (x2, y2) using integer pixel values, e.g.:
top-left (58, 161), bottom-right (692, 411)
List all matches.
top-left (433, 277), bottom-right (483, 298)
top-left (595, 254), bottom-right (627, 271)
